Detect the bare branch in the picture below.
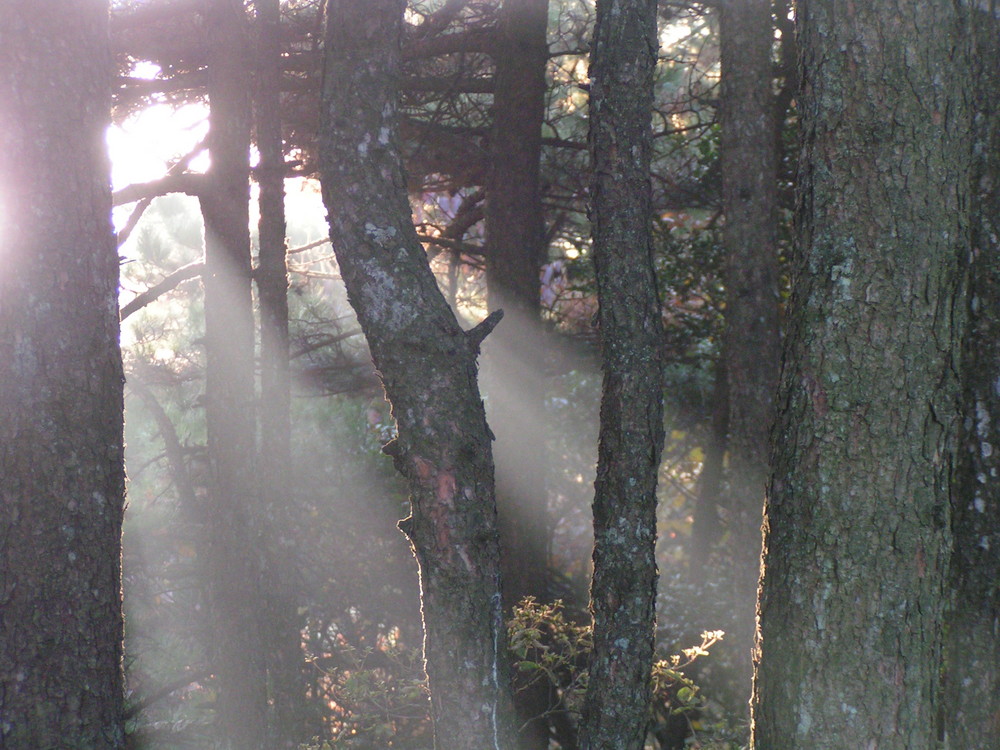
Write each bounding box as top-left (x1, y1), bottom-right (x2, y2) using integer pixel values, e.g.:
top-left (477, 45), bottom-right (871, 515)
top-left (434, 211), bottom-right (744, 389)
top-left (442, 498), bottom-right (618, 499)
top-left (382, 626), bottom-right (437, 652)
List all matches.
top-left (123, 666), bottom-right (212, 721)
top-left (402, 28), bottom-right (496, 60)
top-left (465, 309), bottom-right (504, 353)
top-left (402, 76), bottom-right (494, 94)
top-left (116, 70), bottom-right (207, 100)
top-left (113, 172), bottom-right (207, 206)
top-left (411, 0), bottom-right (469, 38)
top-left (287, 238), bottom-right (331, 255)
top-left (117, 138), bottom-right (209, 247)
top-left (120, 261), bottom-right (204, 321)
top-left (290, 329), bottom-right (363, 359)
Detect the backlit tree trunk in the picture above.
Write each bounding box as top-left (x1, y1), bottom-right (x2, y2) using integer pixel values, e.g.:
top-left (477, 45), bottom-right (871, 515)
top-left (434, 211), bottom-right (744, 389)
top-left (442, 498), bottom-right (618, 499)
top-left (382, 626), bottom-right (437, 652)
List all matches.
top-left (483, 1), bottom-right (551, 746)
top-left (320, 2), bottom-right (515, 747)
top-left (753, 2), bottom-right (970, 747)
top-left (252, 1), bottom-right (312, 745)
top-left (716, 0), bottom-right (780, 709)
top-left (0, 2), bottom-right (126, 746)
top-left (198, 1), bottom-right (269, 747)
top-left (579, 1), bottom-right (664, 748)
top-left (485, 0), bottom-right (549, 624)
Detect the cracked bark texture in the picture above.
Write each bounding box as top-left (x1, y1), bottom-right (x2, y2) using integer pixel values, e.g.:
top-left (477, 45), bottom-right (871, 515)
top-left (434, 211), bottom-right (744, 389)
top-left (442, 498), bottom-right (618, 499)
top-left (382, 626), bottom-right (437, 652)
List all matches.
top-left (0, 2), bottom-right (126, 746)
top-left (752, 2), bottom-right (970, 748)
top-left (579, 1), bottom-right (665, 748)
top-left (320, 2), bottom-right (514, 747)
top-left (944, 2), bottom-right (1000, 747)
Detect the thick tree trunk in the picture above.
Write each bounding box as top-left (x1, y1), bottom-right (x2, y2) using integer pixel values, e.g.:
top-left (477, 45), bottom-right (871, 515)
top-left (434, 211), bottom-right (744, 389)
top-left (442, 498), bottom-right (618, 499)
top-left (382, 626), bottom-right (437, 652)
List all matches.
top-left (579, 1), bottom-right (664, 748)
top-left (944, 3), bottom-right (1000, 747)
top-left (716, 0), bottom-right (780, 711)
top-left (252, 1), bottom-right (312, 745)
top-left (319, 2), bottom-right (515, 748)
top-left (483, 1), bottom-right (551, 746)
top-left (198, 1), bottom-right (269, 747)
top-left (0, 3), bottom-right (126, 747)
top-left (753, 2), bottom-right (970, 748)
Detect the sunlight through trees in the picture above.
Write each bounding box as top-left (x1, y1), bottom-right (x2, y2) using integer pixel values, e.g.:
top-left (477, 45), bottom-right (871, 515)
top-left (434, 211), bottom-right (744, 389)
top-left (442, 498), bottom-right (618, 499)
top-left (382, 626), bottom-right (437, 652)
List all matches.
top-left (1, 2), bottom-right (997, 749)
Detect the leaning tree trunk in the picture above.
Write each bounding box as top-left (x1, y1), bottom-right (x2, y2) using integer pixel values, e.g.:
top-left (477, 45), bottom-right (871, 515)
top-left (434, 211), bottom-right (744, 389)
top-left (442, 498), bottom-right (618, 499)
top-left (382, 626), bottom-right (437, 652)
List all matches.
top-left (198, 1), bottom-right (269, 747)
top-left (579, 1), bottom-right (665, 748)
top-left (752, 2), bottom-right (970, 748)
top-left (319, 2), bottom-right (514, 748)
top-left (0, 2), bottom-right (126, 747)
top-left (716, 0), bottom-right (780, 711)
top-left (944, 3), bottom-right (1000, 747)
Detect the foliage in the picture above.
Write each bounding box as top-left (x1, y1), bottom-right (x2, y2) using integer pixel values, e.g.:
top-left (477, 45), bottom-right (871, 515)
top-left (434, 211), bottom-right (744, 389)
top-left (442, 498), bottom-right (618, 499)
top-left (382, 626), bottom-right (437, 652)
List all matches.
top-left (300, 642), bottom-right (431, 749)
top-left (508, 598), bottom-right (741, 749)
top-left (296, 598), bottom-right (738, 749)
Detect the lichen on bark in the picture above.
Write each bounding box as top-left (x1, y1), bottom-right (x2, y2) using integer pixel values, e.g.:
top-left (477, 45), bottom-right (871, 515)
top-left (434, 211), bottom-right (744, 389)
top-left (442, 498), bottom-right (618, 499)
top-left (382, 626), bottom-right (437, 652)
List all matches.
top-left (579, 1), bottom-right (665, 748)
top-left (753, 2), bottom-right (971, 748)
top-left (319, 2), bottom-right (514, 747)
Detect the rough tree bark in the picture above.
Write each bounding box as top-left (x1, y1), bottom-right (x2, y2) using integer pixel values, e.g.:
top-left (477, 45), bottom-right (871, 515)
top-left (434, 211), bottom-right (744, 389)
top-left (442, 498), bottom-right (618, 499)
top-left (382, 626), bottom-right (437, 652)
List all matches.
top-left (716, 0), bottom-right (780, 709)
top-left (944, 2), bottom-right (1000, 747)
top-left (319, 2), bottom-right (515, 748)
top-left (0, 2), bottom-right (126, 747)
top-left (482, 1), bottom-right (552, 746)
top-left (753, 2), bottom-right (970, 747)
top-left (198, 1), bottom-right (269, 747)
top-left (579, 1), bottom-right (664, 748)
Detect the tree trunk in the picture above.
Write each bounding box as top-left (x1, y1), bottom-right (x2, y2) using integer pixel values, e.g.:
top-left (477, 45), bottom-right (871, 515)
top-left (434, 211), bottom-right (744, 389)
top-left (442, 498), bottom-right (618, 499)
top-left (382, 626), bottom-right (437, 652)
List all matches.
top-left (579, 1), bottom-right (664, 748)
top-left (944, 2), bottom-right (1000, 747)
top-left (252, 1), bottom-right (313, 745)
top-left (486, 0), bottom-right (549, 621)
top-left (319, 2), bottom-right (515, 748)
top-left (198, 1), bottom-right (269, 747)
top-left (0, 3), bottom-right (126, 747)
top-left (753, 2), bottom-right (970, 747)
top-left (483, 1), bottom-right (551, 746)
top-left (689, 361), bottom-right (727, 577)
top-left (716, 0), bottom-right (780, 711)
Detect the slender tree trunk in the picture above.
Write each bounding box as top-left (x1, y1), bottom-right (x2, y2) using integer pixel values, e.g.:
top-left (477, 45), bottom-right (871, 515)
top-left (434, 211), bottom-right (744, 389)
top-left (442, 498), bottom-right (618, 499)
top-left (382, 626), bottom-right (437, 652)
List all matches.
top-left (483, 1), bottom-right (551, 746)
top-left (319, 2), bottom-right (515, 747)
top-left (944, 2), bottom-right (1000, 747)
top-left (752, 2), bottom-right (970, 747)
top-left (716, 0), bottom-right (780, 711)
top-left (255, 0), bottom-right (290, 472)
top-left (198, 1), bottom-right (269, 747)
top-left (252, 1), bottom-right (312, 745)
top-left (485, 0), bottom-right (548, 331)
top-left (579, 1), bottom-right (664, 748)
top-left (0, 2), bottom-right (126, 747)
top-left (486, 0), bottom-right (549, 619)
